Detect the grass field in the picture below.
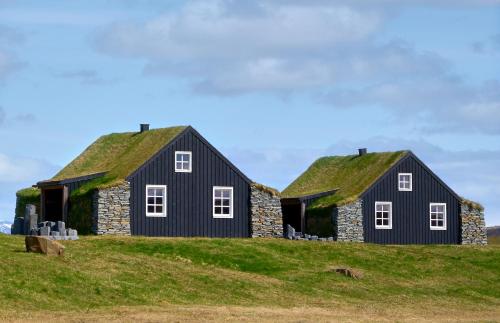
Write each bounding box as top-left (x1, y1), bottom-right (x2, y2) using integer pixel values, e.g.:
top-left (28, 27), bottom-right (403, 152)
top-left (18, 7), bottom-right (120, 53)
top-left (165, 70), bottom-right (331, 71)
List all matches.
top-left (1, 235), bottom-right (499, 322)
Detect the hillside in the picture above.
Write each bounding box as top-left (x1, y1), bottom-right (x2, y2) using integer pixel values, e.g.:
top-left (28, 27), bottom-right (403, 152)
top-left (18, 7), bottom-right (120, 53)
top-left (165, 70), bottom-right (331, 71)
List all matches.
top-left (0, 235), bottom-right (499, 322)
top-left (488, 226), bottom-right (500, 244)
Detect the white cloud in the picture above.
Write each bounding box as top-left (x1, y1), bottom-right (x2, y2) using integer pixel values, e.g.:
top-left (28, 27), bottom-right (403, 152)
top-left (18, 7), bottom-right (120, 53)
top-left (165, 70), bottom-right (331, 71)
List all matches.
top-left (0, 153), bottom-right (57, 182)
top-left (93, 0), bottom-right (500, 134)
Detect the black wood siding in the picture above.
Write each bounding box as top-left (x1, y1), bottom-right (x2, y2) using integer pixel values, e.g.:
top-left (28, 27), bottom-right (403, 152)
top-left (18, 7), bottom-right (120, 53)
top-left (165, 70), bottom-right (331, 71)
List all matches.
top-left (128, 129), bottom-right (251, 237)
top-left (362, 155), bottom-right (460, 244)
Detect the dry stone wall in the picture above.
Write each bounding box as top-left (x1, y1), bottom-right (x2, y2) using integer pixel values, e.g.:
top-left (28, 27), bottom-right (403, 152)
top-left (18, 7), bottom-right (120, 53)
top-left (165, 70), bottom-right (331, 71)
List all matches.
top-left (250, 184), bottom-right (283, 238)
top-left (460, 203), bottom-right (487, 245)
top-left (334, 200), bottom-right (364, 242)
top-left (93, 182), bottom-right (131, 235)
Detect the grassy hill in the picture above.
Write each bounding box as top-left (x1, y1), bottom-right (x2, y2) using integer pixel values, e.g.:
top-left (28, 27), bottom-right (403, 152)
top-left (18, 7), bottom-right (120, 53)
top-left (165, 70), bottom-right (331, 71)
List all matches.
top-left (1, 235), bottom-right (499, 322)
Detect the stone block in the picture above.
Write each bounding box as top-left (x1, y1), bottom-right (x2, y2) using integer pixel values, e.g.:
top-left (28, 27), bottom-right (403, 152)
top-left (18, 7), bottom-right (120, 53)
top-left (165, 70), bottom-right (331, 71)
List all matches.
top-left (39, 226), bottom-right (50, 236)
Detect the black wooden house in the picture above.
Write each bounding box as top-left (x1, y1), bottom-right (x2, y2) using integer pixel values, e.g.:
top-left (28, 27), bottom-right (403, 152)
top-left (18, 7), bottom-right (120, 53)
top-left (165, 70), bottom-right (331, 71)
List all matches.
top-left (281, 149), bottom-right (487, 245)
top-left (29, 125), bottom-right (283, 238)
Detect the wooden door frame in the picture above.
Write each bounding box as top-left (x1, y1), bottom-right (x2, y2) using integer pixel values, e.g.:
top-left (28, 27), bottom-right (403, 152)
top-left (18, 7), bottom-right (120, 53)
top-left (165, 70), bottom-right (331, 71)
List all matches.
top-left (40, 185), bottom-right (68, 223)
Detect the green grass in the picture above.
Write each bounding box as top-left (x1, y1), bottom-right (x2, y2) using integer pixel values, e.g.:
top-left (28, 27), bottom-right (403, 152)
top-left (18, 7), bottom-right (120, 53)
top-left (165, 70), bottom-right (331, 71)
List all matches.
top-left (282, 151), bottom-right (407, 207)
top-left (51, 126), bottom-right (186, 189)
top-left (1, 235), bottom-right (499, 318)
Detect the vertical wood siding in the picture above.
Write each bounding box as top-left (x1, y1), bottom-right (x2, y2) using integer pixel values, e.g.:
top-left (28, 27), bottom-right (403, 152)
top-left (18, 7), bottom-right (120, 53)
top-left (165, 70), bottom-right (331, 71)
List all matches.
top-left (128, 129), bottom-right (251, 237)
top-left (362, 155), bottom-right (460, 244)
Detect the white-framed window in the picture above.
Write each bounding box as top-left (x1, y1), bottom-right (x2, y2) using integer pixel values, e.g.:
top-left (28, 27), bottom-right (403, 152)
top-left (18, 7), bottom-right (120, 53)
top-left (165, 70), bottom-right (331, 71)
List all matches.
top-left (430, 203), bottom-right (447, 230)
top-left (146, 185), bottom-right (167, 217)
top-left (398, 173), bottom-right (413, 191)
top-left (175, 151), bottom-right (192, 173)
top-left (213, 186), bottom-right (233, 219)
top-left (375, 201), bottom-right (392, 229)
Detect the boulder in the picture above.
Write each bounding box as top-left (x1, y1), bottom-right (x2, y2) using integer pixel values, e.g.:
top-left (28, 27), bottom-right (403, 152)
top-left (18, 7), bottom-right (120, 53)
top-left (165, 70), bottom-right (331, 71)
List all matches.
top-left (25, 236), bottom-right (65, 256)
top-left (331, 267), bottom-right (364, 279)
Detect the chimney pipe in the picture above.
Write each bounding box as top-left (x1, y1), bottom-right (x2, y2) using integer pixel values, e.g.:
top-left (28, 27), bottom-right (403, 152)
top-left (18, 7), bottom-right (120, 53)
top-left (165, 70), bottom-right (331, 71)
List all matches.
top-left (140, 124), bottom-right (150, 133)
top-left (358, 148), bottom-right (367, 156)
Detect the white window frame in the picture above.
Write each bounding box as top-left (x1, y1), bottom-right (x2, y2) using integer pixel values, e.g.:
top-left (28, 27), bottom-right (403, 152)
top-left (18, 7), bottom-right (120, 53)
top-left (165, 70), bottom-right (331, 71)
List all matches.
top-left (213, 186), bottom-right (234, 219)
top-left (175, 151), bottom-right (192, 173)
top-left (430, 203), bottom-right (447, 230)
top-left (398, 173), bottom-right (413, 191)
top-left (375, 201), bottom-right (393, 229)
top-left (146, 185), bottom-right (167, 217)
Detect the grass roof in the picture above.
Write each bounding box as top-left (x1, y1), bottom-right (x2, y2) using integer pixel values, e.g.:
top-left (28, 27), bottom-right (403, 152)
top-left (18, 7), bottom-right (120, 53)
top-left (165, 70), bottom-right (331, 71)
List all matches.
top-left (51, 126), bottom-right (187, 191)
top-left (281, 151), bottom-right (408, 208)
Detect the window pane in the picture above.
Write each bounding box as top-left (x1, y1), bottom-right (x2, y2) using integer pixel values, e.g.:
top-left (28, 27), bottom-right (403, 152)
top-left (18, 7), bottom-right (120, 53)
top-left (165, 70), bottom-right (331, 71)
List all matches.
top-left (176, 162), bottom-right (183, 170)
top-left (183, 154), bottom-right (189, 162)
top-left (431, 205), bottom-right (437, 212)
top-left (223, 207), bottom-right (230, 214)
top-left (176, 154), bottom-right (182, 162)
top-left (154, 189), bottom-right (162, 196)
top-left (437, 205), bottom-right (444, 213)
top-left (147, 189), bottom-right (155, 196)
top-left (155, 197), bottom-right (163, 205)
top-left (183, 162), bottom-right (189, 170)
top-left (223, 190), bottom-right (230, 198)
top-left (148, 206), bottom-right (155, 213)
top-left (148, 197), bottom-right (155, 205)
top-left (215, 190), bottom-right (221, 198)
top-left (383, 219), bottom-right (388, 226)
top-left (223, 199), bottom-right (230, 206)
top-left (156, 206), bottom-right (163, 214)
top-left (382, 204), bottom-right (389, 212)
top-left (214, 207), bottom-right (222, 214)
top-left (377, 219), bottom-right (382, 226)
top-left (431, 220), bottom-right (437, 227)
top-left (215, 199), bottom-right (221, 206)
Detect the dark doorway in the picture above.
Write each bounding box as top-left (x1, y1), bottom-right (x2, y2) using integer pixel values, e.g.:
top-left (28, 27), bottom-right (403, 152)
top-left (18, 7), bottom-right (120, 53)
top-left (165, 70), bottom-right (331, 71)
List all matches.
top-left (282, 203), bottom-right (303, 232)
top-left (44, 188), bottom-right (64, 222)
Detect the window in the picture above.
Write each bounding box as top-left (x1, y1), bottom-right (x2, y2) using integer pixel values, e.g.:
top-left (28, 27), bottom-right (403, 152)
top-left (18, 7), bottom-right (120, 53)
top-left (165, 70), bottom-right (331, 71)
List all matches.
top-left (175, 151), bottom-right (192, 173)
top-left (146, 185), bottom-right (167, 217)
top-left (398, 173), bottom-right (412, 191)
top-left (430, 203), bottom-right (447, 230)
top-left (213, 187), bottom-right (233, 219)
top-left (375, 202), bottom-right (392, 229)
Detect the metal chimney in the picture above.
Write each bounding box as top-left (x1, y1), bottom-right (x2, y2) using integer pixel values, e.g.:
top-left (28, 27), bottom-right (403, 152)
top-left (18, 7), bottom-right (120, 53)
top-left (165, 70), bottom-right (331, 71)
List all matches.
top-left (140, 124), bottom-right (150, 133)
top-left (358, 148), bottom-right (367, 156)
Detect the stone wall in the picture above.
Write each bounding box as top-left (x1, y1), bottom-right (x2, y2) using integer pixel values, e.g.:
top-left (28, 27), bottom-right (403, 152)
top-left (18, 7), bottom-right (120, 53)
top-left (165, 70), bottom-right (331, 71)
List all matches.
top-left (460, 203), bottom-right (487, 245)
top-left (250, 184), bottom-right (283, 238)
top-left (92, 182), bottom-right (131, 235)
top-left (333, 199), bottom-right (364, 242)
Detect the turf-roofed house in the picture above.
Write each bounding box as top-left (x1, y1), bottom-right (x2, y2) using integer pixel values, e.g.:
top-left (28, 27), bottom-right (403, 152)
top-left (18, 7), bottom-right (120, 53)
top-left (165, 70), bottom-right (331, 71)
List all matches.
top-left (16, 125), bottom-right (283, 238)
top-left (281, 149), bottom-right (487, 245)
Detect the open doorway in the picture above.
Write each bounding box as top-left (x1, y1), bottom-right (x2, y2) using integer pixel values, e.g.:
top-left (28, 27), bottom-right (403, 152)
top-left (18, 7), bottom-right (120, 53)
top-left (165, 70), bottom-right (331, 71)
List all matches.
top-left (42, 187), bottom-right (65, 222)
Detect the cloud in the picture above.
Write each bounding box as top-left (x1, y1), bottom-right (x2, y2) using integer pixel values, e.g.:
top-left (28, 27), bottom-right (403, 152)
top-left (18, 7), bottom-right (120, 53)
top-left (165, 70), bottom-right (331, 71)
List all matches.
top-left (0, 153), bottom-right (58, 182)
top-left (0, 25), bottom-right (24, 81)
top-left (93, 0), bottom-right (500, 134)
top-left (322, 78), bottom-right (500, 134)
top-left (54, 69), bottom-right (112, 85)
top-left (14, 113), bottom-right (36, 123)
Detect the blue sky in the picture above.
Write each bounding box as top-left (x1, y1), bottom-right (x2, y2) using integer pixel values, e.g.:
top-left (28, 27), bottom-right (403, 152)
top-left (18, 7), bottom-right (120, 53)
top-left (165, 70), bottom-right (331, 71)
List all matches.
top-left (0, 0), bottom-right (499, 225)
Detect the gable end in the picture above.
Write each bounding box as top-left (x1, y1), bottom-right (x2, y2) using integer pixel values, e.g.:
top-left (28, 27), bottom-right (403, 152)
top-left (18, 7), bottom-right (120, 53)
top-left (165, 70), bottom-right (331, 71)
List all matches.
top-left (361, 151), bottom-right (460, 200)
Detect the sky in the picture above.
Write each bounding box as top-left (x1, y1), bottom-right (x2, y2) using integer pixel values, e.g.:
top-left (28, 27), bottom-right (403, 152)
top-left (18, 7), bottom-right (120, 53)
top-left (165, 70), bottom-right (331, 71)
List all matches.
top-left (0, 0), bottom-right (499, 225)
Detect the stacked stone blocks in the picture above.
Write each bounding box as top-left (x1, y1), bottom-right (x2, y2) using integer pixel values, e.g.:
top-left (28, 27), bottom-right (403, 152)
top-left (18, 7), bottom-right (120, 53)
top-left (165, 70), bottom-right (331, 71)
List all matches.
top-left (334, 200), bottom-right (364, 242)
top-left (250, 184), bottom-right (284, 238)
top-left (460, 203), bottom-right (487, 245)
top-left (93, 182), bottom-right (131, 235)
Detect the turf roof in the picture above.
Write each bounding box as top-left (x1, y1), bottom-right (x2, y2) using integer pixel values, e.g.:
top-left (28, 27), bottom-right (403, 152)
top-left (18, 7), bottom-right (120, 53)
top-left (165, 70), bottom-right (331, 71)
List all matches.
top-left (281, 151), bottom-right (408, 208)
top-left (51, 126), bottom-right (187, 189)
